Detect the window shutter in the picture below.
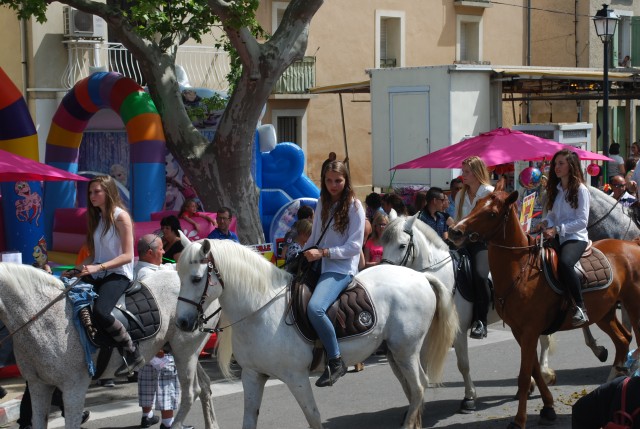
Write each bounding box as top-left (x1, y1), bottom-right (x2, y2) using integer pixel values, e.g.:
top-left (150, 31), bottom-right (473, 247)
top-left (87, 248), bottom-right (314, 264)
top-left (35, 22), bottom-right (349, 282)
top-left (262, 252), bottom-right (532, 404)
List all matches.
top-left (380, 18), bottom-right (388, 62)
top-left (632, 17), bottom-right (640, 67)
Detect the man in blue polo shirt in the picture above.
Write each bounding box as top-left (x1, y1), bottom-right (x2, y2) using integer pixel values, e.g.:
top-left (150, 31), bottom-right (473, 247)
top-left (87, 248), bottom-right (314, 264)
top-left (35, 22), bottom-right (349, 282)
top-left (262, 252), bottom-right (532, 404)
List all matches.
top-left (418, 187), bottom-right (453, 240)
top-left (207, 206), bottom-right (239, 242)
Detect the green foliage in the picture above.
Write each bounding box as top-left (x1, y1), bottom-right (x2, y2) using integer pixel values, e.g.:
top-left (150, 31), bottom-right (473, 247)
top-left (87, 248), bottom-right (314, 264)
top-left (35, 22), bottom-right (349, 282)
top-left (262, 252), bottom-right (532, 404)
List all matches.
top-left (0, 0), bottom-right (49, 23)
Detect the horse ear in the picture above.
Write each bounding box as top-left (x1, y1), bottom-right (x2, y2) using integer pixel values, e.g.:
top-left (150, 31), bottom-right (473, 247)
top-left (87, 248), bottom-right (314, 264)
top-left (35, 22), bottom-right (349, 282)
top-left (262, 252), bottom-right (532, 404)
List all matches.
top-left (407, 214), bottom-right (417, 229)
top-left (201, 238), bottom-right (211, 256)
top-left (178, 230), bottom-right (191, 248)
top-left (495, 177), bottom-right (506, 192)
top-left (506, 191), bottom-right (519, 205)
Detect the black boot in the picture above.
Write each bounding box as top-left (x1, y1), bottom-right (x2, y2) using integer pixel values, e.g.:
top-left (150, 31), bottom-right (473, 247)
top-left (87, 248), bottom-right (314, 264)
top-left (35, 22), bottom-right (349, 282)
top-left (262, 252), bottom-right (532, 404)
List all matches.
top-left (316, 356), bottom-right (347, 387)
top-left (470, 320), bottom-right (487, 339)
top-left (115, 346), bottom-right (145, 377)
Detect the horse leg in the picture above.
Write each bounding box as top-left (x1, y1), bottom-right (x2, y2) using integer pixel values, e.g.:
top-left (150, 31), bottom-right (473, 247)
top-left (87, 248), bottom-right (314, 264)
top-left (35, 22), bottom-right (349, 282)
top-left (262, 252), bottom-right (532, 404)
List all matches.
top-left (241, 368), bottom-right (272, 429)
top-left (389, 352), bottom-right (427, 429)
top-left (60, 386), bottom-right (86, 429)
top-left (512, 333), bottom-right (541, 429)
top-left (280, 372), bottom-right (324, 429)
top-left (387, 353), bottom-right (411, 402)
top-left (595, 307), bottom-right (631, 381)
top-left (582, 326), bottom-right (608, 362)
top-left (172, 352), bottom-right (203, 428)
top-left (453, 330), bottom-right (476, 413)
top-left (28, 382), bottom-right (55, 429)
top-left (531, 354), bottom-right (556, 426)
top-left (538, 335), bottom-right (556, 386)
top-left (196, 361), bottom-right (219, 429)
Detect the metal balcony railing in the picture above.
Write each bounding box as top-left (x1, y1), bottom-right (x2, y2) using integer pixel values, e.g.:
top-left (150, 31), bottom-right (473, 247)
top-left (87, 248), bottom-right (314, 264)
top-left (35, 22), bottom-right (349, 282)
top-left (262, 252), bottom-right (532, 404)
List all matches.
top-left (380, 58), bottom-right (397, 68)
top-left (273, 56), bottom-right (316, 94)
top-left (61, 41), bottom-right (231, 91)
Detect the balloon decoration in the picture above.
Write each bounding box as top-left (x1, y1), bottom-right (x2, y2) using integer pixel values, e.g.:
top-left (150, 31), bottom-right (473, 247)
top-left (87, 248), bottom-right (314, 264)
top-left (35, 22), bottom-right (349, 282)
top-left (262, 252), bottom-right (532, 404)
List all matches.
top-left (587, 163), bottom-right (601, 177)
top-left (518, 167), bottom-right (543, 190)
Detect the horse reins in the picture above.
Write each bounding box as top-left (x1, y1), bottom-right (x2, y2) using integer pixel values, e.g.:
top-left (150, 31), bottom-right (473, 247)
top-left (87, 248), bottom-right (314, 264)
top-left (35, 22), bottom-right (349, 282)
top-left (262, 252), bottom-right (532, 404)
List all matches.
top-left (380, 226), bottom-right (452, 272)
top-left (178, 250), bottom-right (288, 334)
top-left (0, 275), bottom-right (83, 347)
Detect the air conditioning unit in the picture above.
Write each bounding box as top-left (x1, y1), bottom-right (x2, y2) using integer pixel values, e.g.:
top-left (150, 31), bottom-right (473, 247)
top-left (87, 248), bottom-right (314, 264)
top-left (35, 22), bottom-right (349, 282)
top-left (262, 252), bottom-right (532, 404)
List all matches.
top-left (63, 6), bottom-right (107, 39)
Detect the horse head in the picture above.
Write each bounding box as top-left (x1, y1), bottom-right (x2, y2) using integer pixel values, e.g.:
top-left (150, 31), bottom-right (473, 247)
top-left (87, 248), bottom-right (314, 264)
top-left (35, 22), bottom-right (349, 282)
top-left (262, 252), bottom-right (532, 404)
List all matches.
top-left (449, 189), bottom-right (519, 246)
top-left (175, 239), bottom-right (224, 332)
top-left (380, 215), bottom-right (416, 267)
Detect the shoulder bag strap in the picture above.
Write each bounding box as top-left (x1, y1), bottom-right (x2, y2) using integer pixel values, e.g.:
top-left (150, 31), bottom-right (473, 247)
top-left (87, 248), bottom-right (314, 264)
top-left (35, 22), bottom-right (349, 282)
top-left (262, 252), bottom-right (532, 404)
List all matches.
top-left (314, 210), bottom-right (336, 247)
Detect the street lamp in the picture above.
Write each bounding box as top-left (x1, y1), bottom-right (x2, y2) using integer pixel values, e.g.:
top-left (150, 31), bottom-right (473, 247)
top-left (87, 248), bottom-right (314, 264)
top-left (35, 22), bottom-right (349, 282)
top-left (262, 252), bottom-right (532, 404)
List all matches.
top-left (593, 4), bottom-right (619, 169)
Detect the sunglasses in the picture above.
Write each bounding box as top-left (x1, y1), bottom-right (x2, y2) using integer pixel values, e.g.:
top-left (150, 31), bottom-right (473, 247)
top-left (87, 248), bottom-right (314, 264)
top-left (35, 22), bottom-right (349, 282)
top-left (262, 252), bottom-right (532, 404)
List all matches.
top-left (143, 231), bottom-right (164, 252)
top-left (612, 183), bottom-right (625, 188)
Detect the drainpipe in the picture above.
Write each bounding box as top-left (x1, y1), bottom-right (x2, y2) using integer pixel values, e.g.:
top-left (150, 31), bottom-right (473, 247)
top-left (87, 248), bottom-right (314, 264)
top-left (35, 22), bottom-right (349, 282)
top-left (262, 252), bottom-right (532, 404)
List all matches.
top-left (526, 0), bottom-right (531, 123)
top-left (575, 0), bottom-right (582, 121)
top-left (20, 17), bottom-right (29, 96)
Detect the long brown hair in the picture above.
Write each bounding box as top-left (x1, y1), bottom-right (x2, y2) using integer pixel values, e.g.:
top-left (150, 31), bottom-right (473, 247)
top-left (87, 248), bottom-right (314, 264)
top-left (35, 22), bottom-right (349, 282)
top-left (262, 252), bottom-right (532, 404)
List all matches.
top-left (86, 175), bottom-right (127, 256)
top-left (455, 156), bottom-right (491, 220)
top-left (320, 161), bottom-right (356, 234)
top-left (544, 149), bottom-right (584, 211)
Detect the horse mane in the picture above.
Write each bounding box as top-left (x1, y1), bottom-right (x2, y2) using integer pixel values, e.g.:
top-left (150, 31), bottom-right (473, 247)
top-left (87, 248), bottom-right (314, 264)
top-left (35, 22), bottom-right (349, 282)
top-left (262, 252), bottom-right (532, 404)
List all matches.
top-left (182, 239), bottom-right (291, 298)
top-left (0, 263), bottom-right (63, 297)
top-left (180, 240), bottom-right (292, 380)
top-left (410, 214), bottom-right (451, 252)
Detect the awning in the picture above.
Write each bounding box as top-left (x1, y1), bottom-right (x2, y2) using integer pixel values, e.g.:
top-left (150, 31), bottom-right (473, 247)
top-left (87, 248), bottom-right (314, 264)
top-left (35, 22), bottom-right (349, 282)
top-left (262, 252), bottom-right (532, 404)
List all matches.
top-left (309, 80), bottom-right (370, 94)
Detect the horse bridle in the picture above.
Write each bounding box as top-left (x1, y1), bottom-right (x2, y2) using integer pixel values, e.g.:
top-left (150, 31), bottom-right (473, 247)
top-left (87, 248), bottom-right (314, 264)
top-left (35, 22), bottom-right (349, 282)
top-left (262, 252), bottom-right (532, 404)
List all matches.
top-left (177, 251), bottom-right (223, 331)
top-left (380, 226), bottom-right (452, 271)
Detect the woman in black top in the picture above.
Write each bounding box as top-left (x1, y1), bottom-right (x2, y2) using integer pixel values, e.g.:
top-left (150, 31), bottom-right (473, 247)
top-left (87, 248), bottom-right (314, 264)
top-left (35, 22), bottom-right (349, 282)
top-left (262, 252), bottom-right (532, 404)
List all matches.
top-left (160, 215), bottom-right (184, 263)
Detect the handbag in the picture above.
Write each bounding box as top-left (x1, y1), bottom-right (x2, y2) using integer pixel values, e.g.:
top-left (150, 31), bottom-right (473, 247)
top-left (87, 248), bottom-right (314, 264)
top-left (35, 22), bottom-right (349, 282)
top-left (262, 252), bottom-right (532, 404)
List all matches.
top-left (292, 212), bottom-right (335, 287)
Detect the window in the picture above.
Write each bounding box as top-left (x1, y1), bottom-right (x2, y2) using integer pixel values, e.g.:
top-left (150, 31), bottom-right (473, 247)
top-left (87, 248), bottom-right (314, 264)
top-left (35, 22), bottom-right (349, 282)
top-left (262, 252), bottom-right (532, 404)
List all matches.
top-left (272, 109), bottom-right (308, 156)
top-left (375, 10), bottom-right (405, 68)
top-left (456, 15), bottom-right (483, 62)
top-left (272, 2), bottom-right (289, 33)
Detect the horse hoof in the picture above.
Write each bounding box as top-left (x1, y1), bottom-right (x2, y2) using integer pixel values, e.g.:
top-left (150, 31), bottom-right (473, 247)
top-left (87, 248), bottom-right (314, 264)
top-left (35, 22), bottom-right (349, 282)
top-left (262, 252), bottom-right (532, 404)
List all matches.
top-left (539, 406), bottom-right (557, 426)
top-left (458, 397), bottom-right (476, 414)
top-left (506, 422), bottom-right (522, 429)
top-left (597, 347), bottom-right (608, 363)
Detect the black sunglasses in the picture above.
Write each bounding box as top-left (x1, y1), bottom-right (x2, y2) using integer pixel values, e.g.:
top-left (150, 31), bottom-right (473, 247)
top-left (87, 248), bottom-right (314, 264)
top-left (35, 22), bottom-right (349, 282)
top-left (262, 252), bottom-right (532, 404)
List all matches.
top-left (143, 231), bottom-right (164, 252)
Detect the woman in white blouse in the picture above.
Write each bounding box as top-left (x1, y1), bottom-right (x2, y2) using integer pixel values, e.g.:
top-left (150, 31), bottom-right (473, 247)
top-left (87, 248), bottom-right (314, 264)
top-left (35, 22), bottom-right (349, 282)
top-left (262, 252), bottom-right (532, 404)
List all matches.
top-left (455, 156), bottom-right (494, 339)
top-left (532, 149), bottom-right (590, 326)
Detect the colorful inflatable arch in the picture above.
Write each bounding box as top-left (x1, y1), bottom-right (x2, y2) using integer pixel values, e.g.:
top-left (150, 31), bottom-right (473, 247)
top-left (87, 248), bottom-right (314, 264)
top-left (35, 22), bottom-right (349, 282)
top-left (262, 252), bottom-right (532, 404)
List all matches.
top-left (44, 72), bottom-right (166, 239)
top-left (0, 67), bottom-right (45, 263)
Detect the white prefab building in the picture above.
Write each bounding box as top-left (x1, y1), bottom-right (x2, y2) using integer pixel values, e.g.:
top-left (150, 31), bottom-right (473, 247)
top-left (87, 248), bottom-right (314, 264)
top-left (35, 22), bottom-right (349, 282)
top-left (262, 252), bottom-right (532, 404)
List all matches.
top-left (370, 65), bottom-right (503, 190)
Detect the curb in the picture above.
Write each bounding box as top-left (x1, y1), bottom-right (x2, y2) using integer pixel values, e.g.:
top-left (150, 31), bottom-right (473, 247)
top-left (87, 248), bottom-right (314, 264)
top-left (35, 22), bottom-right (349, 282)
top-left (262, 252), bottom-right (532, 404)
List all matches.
top-left (0, 397), bottom-right (21, 426)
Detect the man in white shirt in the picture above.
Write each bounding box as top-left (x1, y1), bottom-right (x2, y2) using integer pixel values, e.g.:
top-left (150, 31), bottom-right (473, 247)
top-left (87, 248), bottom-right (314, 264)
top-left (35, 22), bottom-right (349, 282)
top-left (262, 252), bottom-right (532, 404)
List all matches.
top-left (134, 234), bottom-right (192, 429)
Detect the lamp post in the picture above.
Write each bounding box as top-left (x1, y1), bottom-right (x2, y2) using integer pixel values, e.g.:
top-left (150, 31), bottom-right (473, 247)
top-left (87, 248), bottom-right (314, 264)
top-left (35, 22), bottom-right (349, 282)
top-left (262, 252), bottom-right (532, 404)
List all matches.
top-left (593, 4), bottom-right (619, 170)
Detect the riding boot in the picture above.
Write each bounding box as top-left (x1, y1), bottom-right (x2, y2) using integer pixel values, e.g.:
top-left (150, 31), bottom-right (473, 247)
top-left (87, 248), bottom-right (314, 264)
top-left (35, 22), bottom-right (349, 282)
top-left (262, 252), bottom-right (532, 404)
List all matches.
top-left (470, 283), bottom-right (489, 340)
top-left (106, 319), bottom-right (145, 376)
top-left (572, 304), bottom-right (589, 327)
top-left (316, 356), bottom-right (347, 387)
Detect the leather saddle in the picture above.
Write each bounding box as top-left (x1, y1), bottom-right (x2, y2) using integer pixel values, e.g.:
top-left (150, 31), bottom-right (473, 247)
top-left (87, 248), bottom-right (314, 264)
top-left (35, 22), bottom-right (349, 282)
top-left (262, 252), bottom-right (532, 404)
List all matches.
top-left (289, 276), bottom-right (377, 370)
top-left (84, 281), bottom-right (161, 378)
top-left (450, 248), bottom-right (474, 302)
top-left (541, 241), bottom-right (613, 295)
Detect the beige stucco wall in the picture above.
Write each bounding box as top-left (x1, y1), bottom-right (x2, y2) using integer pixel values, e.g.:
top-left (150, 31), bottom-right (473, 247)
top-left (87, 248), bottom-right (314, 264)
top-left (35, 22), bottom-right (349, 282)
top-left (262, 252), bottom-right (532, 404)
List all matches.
top-left (0, 10), bottom-right (24, 93)
top-left (262, 1), bottom-right (526, 196)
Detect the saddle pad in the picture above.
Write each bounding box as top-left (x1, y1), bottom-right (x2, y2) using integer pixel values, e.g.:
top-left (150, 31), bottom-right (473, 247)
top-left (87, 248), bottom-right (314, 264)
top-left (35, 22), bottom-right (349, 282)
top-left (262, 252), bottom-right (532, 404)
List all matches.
top-left (290, 278), bottom-right (377, 343)
top-left (89, 283), bottom-right (161, 347)
top-left (542, 246), bottom-right (613, 295)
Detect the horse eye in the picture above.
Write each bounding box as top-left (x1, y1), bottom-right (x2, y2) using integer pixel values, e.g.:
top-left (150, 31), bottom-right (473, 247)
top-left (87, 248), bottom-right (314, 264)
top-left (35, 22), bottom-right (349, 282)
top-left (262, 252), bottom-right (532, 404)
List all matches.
top-left (399, 244), bottom-right (407, 249)
top-left (191, 276), bottom-right (203, 283)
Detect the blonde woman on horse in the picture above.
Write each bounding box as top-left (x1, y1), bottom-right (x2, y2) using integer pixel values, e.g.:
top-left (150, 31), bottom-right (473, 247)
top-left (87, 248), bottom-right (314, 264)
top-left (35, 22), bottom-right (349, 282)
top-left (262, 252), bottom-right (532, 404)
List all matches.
top-left (303, 160), bottom-right (365, 387)
top-left (455, 156), bottom-right (494, 339)
top-left (532, 149), bottom-right (590, 326)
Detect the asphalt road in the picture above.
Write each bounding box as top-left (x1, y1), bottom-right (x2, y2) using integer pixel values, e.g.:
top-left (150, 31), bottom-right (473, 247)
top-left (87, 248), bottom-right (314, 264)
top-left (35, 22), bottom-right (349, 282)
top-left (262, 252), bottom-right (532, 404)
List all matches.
top-left (42, 320), bottom-right (625, 429)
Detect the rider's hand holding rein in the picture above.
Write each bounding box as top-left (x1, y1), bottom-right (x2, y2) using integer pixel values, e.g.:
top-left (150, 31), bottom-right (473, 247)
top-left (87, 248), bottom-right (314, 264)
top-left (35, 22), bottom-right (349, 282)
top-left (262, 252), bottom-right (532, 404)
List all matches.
top-left (304, 247), bottom-right (325, 262)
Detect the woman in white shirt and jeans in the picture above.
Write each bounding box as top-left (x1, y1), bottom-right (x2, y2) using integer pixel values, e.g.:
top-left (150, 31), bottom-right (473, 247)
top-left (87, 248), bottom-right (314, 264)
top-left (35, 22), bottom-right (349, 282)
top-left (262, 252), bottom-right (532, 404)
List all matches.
top-left (455, 156), bottom-right (494, 340)
top-left (532, 149), bottom-right (590, 326)
top-left (304, 161), bottom-right (365, 387)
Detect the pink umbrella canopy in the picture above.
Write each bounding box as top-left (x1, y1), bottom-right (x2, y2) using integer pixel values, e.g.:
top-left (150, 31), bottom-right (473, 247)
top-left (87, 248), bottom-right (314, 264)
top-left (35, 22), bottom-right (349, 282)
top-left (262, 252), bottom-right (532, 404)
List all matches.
top-left (391, 128), bottom-right (613, 170)
top-left (0, 149), bottom-right (89, 182)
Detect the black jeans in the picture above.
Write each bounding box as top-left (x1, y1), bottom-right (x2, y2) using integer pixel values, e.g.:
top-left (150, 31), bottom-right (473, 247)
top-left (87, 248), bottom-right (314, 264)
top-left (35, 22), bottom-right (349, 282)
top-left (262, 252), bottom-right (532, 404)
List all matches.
top-left (467, 241), bottom-right (490, 324)
top-left (84, 273), bottom-right (130, 329)
top-left (555, 239), bottom-right (588, 307)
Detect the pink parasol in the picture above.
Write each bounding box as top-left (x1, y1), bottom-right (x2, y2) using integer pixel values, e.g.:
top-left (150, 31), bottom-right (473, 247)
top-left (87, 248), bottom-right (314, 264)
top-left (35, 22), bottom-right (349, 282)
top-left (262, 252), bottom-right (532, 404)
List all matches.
top-left (391, 128), bottom-right (613, 170)
top-left (0, 149), bottom-right (89, 182)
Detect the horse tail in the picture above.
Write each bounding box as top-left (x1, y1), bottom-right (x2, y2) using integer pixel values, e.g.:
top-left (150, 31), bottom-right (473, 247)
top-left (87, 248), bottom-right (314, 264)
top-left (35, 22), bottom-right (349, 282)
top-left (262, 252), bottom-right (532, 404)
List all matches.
top-left (422, 272), bottom-right (459, 385)
top-left (215, 311), bottom-right (235, 379)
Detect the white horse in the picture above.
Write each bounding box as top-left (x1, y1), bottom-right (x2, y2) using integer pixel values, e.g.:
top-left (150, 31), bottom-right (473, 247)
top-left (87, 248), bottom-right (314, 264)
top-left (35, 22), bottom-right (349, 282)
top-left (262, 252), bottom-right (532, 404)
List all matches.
top-left (380, 214), bottom-right (558, 412)
top-left (175, 238), bottom-right (459, 429)
top-left (0, 263), bottom-right (219, 429)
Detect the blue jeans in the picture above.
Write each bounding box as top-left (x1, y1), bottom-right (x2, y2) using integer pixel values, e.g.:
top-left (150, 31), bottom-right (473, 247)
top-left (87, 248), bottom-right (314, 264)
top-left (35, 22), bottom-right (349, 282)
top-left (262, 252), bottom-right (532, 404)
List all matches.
top-left (308, 272), bottom-right (353, 359)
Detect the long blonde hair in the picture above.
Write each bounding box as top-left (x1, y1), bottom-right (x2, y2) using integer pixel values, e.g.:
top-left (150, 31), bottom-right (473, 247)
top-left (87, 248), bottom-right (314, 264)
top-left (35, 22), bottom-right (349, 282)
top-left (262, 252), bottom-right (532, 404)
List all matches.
top-left (86, 175), bottom-right (127, 256)
top-left (456, 156), bottom-right (491, 220)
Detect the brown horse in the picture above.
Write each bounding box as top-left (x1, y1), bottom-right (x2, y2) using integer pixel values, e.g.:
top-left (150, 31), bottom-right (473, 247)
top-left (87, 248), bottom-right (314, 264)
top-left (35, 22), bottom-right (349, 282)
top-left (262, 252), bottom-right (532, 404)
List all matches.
top-left (448, 183), bottom-right (640, 429)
